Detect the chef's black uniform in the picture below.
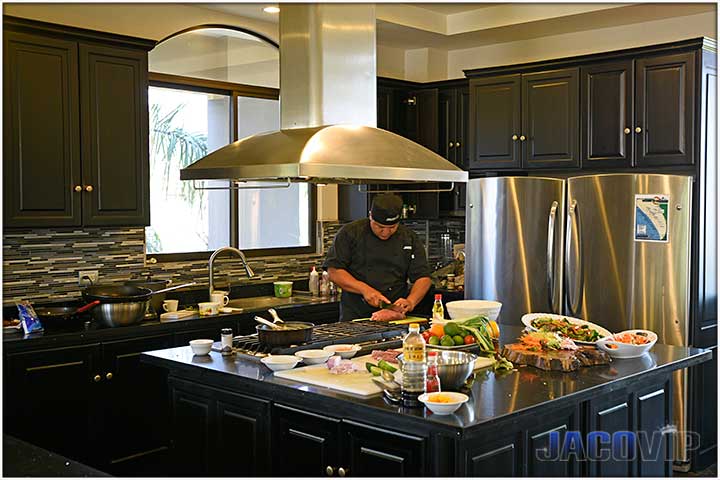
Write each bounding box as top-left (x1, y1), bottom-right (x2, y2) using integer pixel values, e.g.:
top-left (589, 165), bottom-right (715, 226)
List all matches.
top-left (323, 219), bottom-right (431, 321)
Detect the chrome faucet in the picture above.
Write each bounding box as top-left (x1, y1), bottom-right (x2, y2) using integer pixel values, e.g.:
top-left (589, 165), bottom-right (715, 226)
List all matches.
top-left (208, 247), bottom-right (255, 298)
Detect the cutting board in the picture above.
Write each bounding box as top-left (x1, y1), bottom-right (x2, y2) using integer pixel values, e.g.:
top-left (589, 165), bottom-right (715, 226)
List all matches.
top-left (273, 354), bottom-right (382, 397)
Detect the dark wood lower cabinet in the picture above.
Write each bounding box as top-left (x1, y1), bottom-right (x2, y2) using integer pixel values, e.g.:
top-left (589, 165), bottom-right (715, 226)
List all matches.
top-left (461, 428), bottom-right (522, 476)
top-left (343, 420), bottom-right (426, 476)
top-left (585, 390), bottom-right (633, 477)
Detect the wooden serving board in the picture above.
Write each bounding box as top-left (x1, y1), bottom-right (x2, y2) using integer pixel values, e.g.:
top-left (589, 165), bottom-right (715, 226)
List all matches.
top-left (502, 343), bottom-right (611, 372)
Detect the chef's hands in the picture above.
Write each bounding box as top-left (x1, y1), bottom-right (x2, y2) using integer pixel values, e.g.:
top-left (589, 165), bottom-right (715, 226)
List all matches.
top-left (363, 288), bottom-right (392, 309)
top-left (393, 298), bottom-right (414, 314)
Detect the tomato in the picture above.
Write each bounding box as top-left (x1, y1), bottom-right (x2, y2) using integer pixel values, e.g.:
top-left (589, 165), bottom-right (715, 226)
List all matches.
top-left (464, 334), bottom-right (475, 345)
top-left (428, 323), bottom-right (445, 338)
top-left (421, 330), bottom-right (432, 342)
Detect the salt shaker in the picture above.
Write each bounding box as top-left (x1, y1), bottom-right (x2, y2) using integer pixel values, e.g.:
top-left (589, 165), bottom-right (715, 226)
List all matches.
top-left (221, 328), bottom-right (234, 356)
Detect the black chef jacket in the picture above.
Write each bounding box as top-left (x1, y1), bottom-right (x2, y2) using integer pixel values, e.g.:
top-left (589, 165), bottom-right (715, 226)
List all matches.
top-left (323, 219), bottom-right (431, 321)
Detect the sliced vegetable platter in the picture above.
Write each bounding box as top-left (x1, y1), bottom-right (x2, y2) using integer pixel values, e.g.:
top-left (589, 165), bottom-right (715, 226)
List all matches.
top-left (520, 313), bottom-right (612, 345)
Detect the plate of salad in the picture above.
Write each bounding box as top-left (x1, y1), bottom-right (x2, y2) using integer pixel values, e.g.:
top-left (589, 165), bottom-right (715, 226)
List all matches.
top-left (521, 313), bottom-right (611, 345)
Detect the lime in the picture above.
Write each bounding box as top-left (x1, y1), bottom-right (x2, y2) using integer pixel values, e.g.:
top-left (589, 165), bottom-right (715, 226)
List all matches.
top-left (453, 335), bottom-right (465, 346)
top-left (428, 335), bottom-right (440, 346)
top-left (444, 323), bottom-right (460, 336)
top-left (440, 335), bottom-right (455, 347)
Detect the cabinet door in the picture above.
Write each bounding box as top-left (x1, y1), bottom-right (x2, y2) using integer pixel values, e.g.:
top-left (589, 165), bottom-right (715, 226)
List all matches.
top-left (526, 409), bottom-right (579, 477)
top-left (169, 379), bottom-right (213, 477)
top-left (377, 85), bottom-right (393, 131)
top-left (636, 382), bottom-right (672, 477)
top-left (468, 75), bottom-right (521, 169)
top-left (4, 344), bottom-right (102, 463)
top-left (585, 391), bottom-right (634, 477)
top-left (439, 88), bottom-right (458, 162)
top-left (635, 52), bottom-right (695, 166)
top-left (343, 420), bottom-right (427, 477)
top-left (462, 429), bottom-right (523, 477)
top-left (414, 88), bottom-right (439, 152)
top-left (3, 31), bottom-right (81, 227)
top-left (522, 68), bottom-right (580, 169)
top-left (456, 86), bottom-right (470, 168)
top-left (79, 43), bottom-right (149, 226)
top-left (691, 346), bottom-right (718, 471)
top-left (272, 404), bottom-right (341, 476)
top-left (581, 60), bottom-right (633, 168)
top-left (101, 335), bottom-right (173, 474)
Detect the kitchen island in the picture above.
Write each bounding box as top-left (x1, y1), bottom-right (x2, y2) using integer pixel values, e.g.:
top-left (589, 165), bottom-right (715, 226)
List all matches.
top-left (142, 326), bottom-right (710, 477)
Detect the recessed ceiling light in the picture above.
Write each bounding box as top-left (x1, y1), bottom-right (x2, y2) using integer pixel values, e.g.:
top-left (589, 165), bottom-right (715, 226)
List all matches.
top-left (263, 6), bottom-right (280, 14)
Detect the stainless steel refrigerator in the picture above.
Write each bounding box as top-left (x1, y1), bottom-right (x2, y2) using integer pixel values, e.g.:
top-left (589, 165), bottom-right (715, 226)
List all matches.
top-left (465, 173), bottom-right (693, 463)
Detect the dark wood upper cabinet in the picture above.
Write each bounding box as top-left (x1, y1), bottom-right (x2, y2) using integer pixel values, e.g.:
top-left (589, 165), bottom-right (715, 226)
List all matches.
top-left (3, 18), bottom-right (153, 228)
top-left (468, 74), bottom-right (522, 169)
top-left (581, 60), bottom-right (634, 168)
top-left (522, 68), bottom-right (579, 169)
top-left (413, 88), bottom-right (440, 152)
top-left (79, 43), bottom-right (150, 226)
top-left (635, 51), bottom-right (696, 166)
top-left (3, 31), bottom-right (81, 227)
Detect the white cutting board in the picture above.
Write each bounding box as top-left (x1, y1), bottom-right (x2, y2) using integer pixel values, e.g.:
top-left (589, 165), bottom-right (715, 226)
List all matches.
top-left (273, 354), bottom-right (382, 397)
top-left (273, 353), bottom-right (497, 397)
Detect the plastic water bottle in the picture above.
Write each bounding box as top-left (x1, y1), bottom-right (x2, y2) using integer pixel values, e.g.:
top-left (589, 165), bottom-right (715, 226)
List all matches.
top-left (401, 323), bottom-right (426, 407)
top-left (309, 266), bottom-right (319, 296)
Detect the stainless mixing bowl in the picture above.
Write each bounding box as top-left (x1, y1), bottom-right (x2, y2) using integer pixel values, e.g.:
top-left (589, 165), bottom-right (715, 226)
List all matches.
top-left (92, 301), bottom-right (148, 328)
top-left (398, 350), bottom-right (477, 390)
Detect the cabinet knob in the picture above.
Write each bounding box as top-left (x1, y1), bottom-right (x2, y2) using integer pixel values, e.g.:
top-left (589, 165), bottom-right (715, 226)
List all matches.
top-left (85, 185), bottom-right (94, 192)
top-left (635, 126), bottom-right (642, 133)
top-left (338, 467), bottom-right (349, 477)
top-left (74, 185), bottom-right (83, 192)
top-left (456, 141), bottom-right (461, 147)
top-left (93, 375), bottom-right (101, 383)
top-left (512, 134), bottom-right (518, 141)
top-left (325, 466), bottom-right (334, 476)
top-left (146, 257), bottom-right (158, 265)
top-left (519, 135), bottom-right (526, 141)
top-left (105, 372), bottom-right (113, 381)
top-left (448, 142), bottom-right (454, 148)
top-left (623, 127), bottom-right (631, 134)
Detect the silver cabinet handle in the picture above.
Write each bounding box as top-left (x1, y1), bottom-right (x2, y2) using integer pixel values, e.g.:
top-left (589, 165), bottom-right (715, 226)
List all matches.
top-left (326, 466), bottom-right (334, 476)
top-left (546, 201), bottom-right (559, 314)
top-left (338, 467), bottom-right (349, 477)
top-left (624, 127), bottom-right (631, 134)
top-left (512, 134), bottom-right (518, 141)
top-left (635, 126), bottom-right (642, 133)
top-left (565, 200), bottom-right (583, 316)
top-left (519, 135), bottom-right (526, 141)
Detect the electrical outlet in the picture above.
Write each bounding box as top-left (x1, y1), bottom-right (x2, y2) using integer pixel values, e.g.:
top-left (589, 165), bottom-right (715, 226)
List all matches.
top-left (78, 270), bottom-right (99, 286)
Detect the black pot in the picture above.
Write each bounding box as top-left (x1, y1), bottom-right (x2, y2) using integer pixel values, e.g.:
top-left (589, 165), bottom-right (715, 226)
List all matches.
top-left (256, 322), bottom-right (314, 347)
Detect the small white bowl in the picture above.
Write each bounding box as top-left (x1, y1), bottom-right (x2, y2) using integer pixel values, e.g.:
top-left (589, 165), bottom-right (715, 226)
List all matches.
top-left (596, 329), bottom-right (658, 359)
top-left (446, 300), bottom-right (502, 321)
top-left (261, 355), bottom-right (301, 371)
top-left (323, 344), bottom-right (361, 359)
top-left (295, 349), bottom-right (334, 365)
top-left (189, 339), bottom-right (213, 356)
top-left (418, 392), bottom-right (469, 415)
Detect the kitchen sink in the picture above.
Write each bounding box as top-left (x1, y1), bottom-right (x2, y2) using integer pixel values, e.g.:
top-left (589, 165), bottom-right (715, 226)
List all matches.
top-left (226, 294), bottom-right (318, 311)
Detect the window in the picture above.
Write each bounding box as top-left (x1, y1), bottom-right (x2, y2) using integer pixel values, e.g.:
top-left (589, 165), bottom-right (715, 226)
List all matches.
top-left (146, 26), bottom-right (313, 259)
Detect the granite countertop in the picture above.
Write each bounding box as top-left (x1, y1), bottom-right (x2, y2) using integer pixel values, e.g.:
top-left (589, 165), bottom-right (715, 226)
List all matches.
top-left (3, 435), bottom-right (109, 477)
top-left (142, 325), bottom-right (711, 433)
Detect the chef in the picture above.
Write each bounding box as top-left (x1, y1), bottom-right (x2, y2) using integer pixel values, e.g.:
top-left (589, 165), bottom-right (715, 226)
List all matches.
top-left (324, 193), bottom-right (432, 321)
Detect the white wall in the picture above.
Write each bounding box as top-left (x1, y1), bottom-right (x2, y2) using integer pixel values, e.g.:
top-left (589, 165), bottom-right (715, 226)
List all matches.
top-left (448, 11), bottom-right (717, 78)
top-left (377, 44), bottom-right (406, 79)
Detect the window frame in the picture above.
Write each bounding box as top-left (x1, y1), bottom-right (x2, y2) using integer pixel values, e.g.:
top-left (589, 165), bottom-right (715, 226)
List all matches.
top-left (147, 72), bottom-right (317, 262)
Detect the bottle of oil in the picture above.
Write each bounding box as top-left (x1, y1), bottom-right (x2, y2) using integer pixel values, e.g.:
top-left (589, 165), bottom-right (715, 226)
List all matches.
top-left (432, 294), bottom-right (444, 322)
top-left (401, 323), bottom-right (426, 407)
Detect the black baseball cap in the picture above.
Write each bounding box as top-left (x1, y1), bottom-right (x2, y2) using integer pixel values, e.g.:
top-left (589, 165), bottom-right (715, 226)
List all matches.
top-left (370, 193), bottom-right (403, 225)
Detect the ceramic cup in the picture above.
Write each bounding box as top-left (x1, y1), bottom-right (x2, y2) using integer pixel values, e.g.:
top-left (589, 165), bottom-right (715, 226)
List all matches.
top-left (162, 299), bottom-right (179, 312)
top-left (210, 293), bottom-right (229, 306)
top-left (198, 302), bottom-right (220, 316)
top-left (273, 281), bottom-right (293, 298)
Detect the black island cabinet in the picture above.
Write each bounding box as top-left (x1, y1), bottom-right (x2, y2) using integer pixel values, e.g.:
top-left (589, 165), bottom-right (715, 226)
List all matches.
top-left (143, 325), bottom-right (710, 477)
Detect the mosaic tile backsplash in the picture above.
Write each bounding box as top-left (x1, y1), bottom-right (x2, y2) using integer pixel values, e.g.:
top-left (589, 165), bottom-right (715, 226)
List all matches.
top-left (3, 219), bottom-right (465, 305)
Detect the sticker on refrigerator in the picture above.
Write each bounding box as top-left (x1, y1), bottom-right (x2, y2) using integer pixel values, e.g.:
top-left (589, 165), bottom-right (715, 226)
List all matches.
top-left (634, 194), bottom-right (669, 242)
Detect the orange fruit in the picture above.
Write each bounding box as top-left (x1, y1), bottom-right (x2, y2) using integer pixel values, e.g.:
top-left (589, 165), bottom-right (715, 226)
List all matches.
top-left (488, 320), bottom-right (500, 339)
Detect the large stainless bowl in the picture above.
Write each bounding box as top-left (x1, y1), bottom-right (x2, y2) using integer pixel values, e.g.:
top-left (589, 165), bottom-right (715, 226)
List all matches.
top-left (92, 301), bottom-right (148, 328)
top-left (398, 350), bottom-right (477, 391)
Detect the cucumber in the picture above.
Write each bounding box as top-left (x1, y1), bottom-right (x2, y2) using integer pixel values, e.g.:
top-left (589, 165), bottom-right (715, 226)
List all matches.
top-left (369, 366), bottom-right (383, 376)
top-left (377, 360), bottom-right (397, 373)
top-left (365, 362), bottom-right (377, 373)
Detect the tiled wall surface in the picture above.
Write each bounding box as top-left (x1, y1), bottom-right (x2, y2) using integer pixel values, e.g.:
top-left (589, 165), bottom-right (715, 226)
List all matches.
top-left (2, 219), bottom-right (464, 305)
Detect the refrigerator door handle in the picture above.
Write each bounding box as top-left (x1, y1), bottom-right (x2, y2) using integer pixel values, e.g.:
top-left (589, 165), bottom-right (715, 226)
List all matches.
top-left (565, 199), bottom-right (583, 316)
top-left (546, 201), bottom-right (559, 313)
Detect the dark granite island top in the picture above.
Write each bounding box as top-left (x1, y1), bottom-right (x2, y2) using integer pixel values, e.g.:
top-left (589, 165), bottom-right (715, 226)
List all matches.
top-left (142, 326), bottom-right (710, 477)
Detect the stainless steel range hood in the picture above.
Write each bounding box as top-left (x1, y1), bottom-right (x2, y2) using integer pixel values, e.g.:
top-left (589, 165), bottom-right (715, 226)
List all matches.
top-left (179, 5), bottom-right (467, 186)
top-left (179, 125), bottom-right (468, 184)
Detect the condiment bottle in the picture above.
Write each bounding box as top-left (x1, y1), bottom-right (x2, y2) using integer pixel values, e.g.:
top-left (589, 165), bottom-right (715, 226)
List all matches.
top-left (309, 266), bottom-right (320, 296)
top-left (401, 323), bottom-right (426, 407)
top-left (426, 351), bottom-right (441, 393)
top-left (446, 274), bottom-right (455, 291)
top-left (432, 294), bottom-right (444, 322)
top-left (221, 328), bottom-right (234, 356)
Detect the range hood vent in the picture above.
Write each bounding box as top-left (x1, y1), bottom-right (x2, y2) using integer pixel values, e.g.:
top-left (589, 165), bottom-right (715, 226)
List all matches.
top-left (179, 125), bottom-right (468, 185)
